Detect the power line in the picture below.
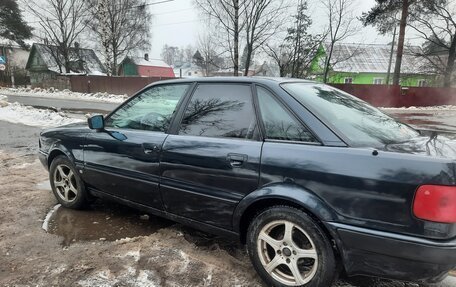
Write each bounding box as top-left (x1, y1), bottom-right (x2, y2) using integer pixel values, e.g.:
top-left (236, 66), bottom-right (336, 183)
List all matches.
top-left (154, 18), bottom-right (209, 27)
top-left (152, 7), bottom-right (194, 16)
top-left (25, 0), bottom-right (175, 25)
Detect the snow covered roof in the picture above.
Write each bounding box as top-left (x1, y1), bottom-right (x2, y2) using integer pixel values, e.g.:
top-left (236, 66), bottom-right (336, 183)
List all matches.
top-left (173, 63), bottom-right (203, 77)
top-left (26, 43), bottom-right (106, 75)
top-left (127, 57), bottom-right (171, 68)
top-left (324, 43), bottom-right (431, 75)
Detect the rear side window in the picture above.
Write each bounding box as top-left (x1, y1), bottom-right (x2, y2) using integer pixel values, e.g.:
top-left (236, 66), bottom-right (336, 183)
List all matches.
top-left (178, 84), bottom-right (258, 139)
top-left (257, 86), bottom-right (317, 143)
top-left (105, 84), bottom-right (190, 132)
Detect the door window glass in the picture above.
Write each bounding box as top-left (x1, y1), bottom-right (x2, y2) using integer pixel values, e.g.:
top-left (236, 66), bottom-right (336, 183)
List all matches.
top-left (105, 84), bottom-right (190, 132)
top-left (257, 87), bottom-right (317, 142)
top-left (179, 84), bottom-right (257, 139)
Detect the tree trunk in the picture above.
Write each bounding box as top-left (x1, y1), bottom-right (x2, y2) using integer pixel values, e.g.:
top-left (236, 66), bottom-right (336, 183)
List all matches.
top-left (233, 0), bottom-right (239, 76)
top-left (444, 36), bottom-right (456, 87)
top-left (323, 42), bottom-right (335, 83)
top-left (243, 49), bottom-right (252, 76)
top-left (112, 53), bottom-right (118, 76)
top-left (280, 64), bottom-right (286, 77)
top-left (393, 0), bottom-right (409, 86)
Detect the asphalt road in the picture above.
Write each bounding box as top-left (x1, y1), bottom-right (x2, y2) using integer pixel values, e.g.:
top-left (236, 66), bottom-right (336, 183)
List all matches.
top-left (6, 94), bottom-right (118, 114)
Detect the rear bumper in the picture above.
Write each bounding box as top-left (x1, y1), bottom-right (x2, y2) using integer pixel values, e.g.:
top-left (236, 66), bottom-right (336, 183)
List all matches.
top-left (328, 223), bottom-right (456, 283)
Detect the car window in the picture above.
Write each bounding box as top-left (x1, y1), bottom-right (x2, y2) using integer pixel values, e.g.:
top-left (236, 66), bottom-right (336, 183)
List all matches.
top-left (257, 86), bottom-right (317, 143)
top-left (105, 84), bottom-right (190, 132)
top-left (282, 83), bottom-right (419, 146)
top-left (178, 84), bottom-right (258, 139)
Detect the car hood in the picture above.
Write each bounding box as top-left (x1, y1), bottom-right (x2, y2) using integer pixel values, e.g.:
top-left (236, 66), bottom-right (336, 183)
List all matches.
top-left (383, 131), bottom-right (456, 159)
top-left (40, 121), bottom-right (87, 136)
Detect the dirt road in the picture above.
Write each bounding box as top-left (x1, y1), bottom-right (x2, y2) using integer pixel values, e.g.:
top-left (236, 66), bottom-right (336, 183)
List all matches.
top-left (1, 121), bottom-right (455, 287)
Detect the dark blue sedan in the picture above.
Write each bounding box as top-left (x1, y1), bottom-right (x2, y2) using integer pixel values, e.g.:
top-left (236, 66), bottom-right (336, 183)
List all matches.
top-left (39, 77), bottom-right (456, 286)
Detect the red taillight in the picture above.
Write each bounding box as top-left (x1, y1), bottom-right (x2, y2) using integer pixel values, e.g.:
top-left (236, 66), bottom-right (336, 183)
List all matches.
top-left (413, 185), bottom-right (456, 223)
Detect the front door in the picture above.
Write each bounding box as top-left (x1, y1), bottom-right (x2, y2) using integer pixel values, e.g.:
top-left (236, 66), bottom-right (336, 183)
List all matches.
top-left (160, 83), bottom-right (262, 229)
top-left (82, 83), bottom-right (191, 209)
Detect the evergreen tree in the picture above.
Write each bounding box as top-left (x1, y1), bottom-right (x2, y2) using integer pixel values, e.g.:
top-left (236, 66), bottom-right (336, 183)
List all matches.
top-left (193, 50), bottom-right (204, 68)
top-left (265, 0), bottom-right (320, 78)
top-left (362, 0), bottom-right (445, 85)
top-left (0, 0), bottom-right (33, 48)
top-left (285, 0), bottom-right (319, 78)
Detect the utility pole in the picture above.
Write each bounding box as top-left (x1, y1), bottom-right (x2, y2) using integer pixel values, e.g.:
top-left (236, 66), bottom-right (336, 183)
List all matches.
top-left (386, 25), bottom-right (397, 85)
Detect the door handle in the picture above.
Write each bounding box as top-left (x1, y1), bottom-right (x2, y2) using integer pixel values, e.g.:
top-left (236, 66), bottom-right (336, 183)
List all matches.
top-left (142, 143), bottom-right (161, 154)
top-left (227, 153), bottom-right (247, 167)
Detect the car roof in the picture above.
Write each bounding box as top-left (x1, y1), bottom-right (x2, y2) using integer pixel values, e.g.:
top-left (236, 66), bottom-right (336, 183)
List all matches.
top-left (147, 76), bottom-right (316, 87)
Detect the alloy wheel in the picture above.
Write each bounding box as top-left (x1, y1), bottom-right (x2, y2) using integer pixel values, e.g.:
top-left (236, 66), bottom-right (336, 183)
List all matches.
top-left (257, 220), bottom-right (319, 286)
top-left (53, 164), bottom-right (78, 203)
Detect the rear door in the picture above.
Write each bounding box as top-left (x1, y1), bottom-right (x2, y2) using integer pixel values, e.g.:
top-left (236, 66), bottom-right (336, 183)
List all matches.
top-left (159, 83), bottom-right (262, 229)
top-left (82, 83), bottom-right (191, 209)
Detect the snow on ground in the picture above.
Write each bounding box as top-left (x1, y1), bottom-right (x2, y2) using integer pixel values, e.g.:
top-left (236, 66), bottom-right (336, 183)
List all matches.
top-left (381, 105), bottom-right (456, 111)
top-left (0, 87), bottom-right (128, 104)
top-left (0, 101), bottom-right (82, 128)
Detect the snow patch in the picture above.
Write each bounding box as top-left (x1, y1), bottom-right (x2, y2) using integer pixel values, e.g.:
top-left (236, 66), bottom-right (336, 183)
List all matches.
top-left (36, 181), bottom-right (52, 191)
top-left (77, 268), bottom-right (159, 287)
top-left (381, 105), bottom-right (456, 111)
top-left (0, 102), bottom-right (81, 127)
top-left (1, 87), bottom-right (128, 103)
top-left (116, 249), bottom-right (141, 262)
top-left (42, 204), bottom-right (61, 232)
top-left (179, 250), bottom-right (190, 273)
top-left (12, 161), bottom-right (36, 169)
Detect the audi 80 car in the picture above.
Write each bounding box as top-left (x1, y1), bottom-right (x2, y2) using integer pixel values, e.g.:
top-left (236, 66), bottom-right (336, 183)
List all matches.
top-left (39, 77), bottom-right (456, 287)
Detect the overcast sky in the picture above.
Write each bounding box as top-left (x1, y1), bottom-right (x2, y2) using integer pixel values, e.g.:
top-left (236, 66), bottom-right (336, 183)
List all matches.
top-left (148, 0), bottom-right (394, 59)
top-left (25, 0), bottom-right (417, 60)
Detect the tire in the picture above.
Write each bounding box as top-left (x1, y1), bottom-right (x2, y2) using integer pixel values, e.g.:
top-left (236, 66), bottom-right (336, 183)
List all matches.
top-left (247, 206), bottom-right (337, 287)
top-left (49, 155), bottom-right (88, 209)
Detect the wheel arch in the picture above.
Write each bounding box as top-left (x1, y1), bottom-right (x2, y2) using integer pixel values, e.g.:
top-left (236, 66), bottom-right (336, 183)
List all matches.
top-left (233, 184), bottom-right (339, 245)
top-left (47, 145), bottom-right (75, 168)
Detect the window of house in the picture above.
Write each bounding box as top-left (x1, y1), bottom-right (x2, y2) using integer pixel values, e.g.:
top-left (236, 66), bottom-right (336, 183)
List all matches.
top-left (344, 77), bottom-right (353, 84)
top-left (178, 84), bottom-right (258, 139)
top-left (105, 84), bottom-right (190, 132)
top-left (373, 78), bottom-right (384, 85)
top-left (418, 79), bottom-right (427, 87)
top-left (257, 86), bottom-right (317, 143)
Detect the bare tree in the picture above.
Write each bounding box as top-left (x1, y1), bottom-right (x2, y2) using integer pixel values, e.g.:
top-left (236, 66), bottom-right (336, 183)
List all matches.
top-left (322, 0), bottom-right (359, 83)
top-left (193, 34), bottom-right (225, 76)
top-left (408, 1), bottom-right (456, 87)
top-left (184, 45), bottom-right (195, 63)
top-left (242, 0), bottom-right (288, 76)
top-left (86, 0), bottom-right (152, 75)
top-left (25, 0), bottom-right (89, 73)
top-left (161, 45), bottom-right (180, 66)
top-left (195, 0), bottom-right (248, 76)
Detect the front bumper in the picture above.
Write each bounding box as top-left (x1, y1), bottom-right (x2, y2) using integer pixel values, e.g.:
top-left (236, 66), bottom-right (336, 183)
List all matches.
top-left (328, 223), bottom-right (456, 283)
top-left (38, 150), bottom-right (48, 171)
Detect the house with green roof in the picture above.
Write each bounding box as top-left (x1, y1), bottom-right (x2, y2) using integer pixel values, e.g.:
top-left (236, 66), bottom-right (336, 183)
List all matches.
top-left (309, 43), bottom-right (436, 87)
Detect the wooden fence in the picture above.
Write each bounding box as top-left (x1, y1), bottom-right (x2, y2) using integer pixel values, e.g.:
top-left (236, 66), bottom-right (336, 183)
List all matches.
top-left (331, 84), bottom-right (456, 108)
top-left (65, 76), bottom-right (456, 108)
top-left (69, 75), bottom-right (175, 96)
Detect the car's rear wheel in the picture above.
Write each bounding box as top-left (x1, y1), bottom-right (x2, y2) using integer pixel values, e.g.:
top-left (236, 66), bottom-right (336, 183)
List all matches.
top-left (49, 155), bottom-right (88, 209)
top-left (247, 206), bottom-right (337, 287)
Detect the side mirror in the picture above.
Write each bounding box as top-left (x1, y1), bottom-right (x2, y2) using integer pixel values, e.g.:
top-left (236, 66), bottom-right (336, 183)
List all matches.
top-left (88, 115), bottom-right (105, 130)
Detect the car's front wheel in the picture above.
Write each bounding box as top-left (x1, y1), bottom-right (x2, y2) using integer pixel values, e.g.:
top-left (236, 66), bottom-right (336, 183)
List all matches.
top-left (247, 206), bottom-right (337, 287)
top-left (49, 155), bottom-right (88, 209)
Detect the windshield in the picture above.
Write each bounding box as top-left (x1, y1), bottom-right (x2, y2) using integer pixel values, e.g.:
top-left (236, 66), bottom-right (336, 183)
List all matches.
top-left (281, 83), bottom-right (419, 147)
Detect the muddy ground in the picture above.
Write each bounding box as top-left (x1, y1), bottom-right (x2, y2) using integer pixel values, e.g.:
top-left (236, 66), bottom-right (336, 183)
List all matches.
top-left (1, 120), bottom-right (455, 287)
